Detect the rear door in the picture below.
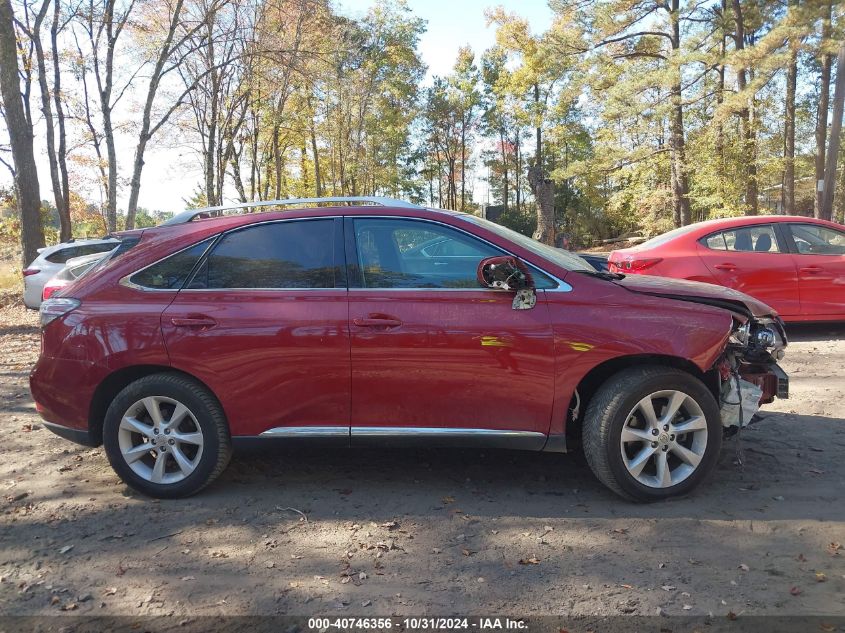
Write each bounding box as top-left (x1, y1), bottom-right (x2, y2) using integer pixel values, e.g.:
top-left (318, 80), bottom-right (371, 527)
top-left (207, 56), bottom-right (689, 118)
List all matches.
top-left (161, 218), bottom-right (350, 438)
top-left (697, 223), bottom-right (801, 316)
top-left (783, 222), bottom-right (845, 318)
top-left (346, 216), bottom-right (556, 445)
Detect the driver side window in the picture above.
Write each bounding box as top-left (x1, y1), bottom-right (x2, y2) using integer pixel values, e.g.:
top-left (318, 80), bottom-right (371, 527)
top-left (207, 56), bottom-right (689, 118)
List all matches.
top-left (351, 218), bottom-right (555, 289)
top-left (787, 224), bottom-right (845, 255)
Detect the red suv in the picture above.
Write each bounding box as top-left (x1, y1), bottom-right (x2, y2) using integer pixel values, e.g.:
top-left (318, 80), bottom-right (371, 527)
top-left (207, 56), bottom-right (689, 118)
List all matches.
top-left (30, 198), bottom-right (788, 501)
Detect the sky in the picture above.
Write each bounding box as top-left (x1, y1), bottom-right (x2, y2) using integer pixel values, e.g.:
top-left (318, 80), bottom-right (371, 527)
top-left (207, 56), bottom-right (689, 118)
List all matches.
top-left (3, 0), bottom-right (554, 217)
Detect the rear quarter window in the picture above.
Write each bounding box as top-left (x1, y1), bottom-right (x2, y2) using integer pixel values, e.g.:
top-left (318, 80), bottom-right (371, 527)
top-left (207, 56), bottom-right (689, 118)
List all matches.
top-left (130, 238), bottom-right (214, 290)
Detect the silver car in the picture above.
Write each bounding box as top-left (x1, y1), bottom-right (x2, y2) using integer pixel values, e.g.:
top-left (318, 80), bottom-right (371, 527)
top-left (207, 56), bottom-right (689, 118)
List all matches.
top-left (23, 238), bottom-right (117, 308)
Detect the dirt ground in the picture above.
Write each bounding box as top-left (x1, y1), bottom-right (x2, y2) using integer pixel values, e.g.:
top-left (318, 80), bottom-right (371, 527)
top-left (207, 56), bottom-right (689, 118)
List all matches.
top-left (1, 292), bottom-right (844, 626)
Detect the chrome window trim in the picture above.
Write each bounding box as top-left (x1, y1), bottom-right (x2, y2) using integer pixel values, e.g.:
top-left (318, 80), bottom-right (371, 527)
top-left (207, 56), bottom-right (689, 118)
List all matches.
top-left (120, 213), bottom-right (572, 294)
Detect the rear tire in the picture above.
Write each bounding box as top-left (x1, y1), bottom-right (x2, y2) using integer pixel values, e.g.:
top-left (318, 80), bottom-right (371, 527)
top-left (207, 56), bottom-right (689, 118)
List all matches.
top-left (582, 366), bottom-right (721, 502)
top-left (103, 373), bottom-right (231, 498)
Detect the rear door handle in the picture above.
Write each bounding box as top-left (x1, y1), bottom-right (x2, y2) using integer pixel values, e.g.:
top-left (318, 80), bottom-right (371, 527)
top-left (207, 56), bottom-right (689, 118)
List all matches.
top-left (353, 317), bottom-right (403, 328)
top-left (800, 266), bottom-right (823, 274)
top-left (171, 316), bottom-right (217, 328)
top-left (714, 263), bottom-right (737, 271)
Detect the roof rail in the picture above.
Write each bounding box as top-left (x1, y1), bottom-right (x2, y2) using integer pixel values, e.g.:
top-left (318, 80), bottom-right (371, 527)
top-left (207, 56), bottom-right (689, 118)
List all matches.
top-left (160, 196), bottom-right (423, 226)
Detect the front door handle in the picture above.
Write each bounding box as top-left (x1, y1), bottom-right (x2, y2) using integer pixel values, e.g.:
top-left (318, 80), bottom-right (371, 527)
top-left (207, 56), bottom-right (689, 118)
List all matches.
top-left (353, 316), bottom-right (403, 328)
top-left (800, 266), bottom-right (823, 274)
top-left (714, 263), bottom-right (737, 271)
top-left (171, 316), bottom-right (217, 328)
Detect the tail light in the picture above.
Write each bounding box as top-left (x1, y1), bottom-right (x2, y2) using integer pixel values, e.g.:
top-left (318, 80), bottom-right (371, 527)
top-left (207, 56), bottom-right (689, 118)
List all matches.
top-left (23, 268), bottom-right (40, 277)
top-left (41, 281), bottom-right (67, 301)
top-left (610, 257), bottom-right (663, 273)
top-left (39, 297), bottom-right (80, 327)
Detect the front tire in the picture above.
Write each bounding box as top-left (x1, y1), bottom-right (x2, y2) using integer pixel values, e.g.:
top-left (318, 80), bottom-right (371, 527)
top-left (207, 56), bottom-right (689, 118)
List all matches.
top-left (582, 366), bottom-right (722, 502)
top-left (103, 373), bottom-right (232, 498)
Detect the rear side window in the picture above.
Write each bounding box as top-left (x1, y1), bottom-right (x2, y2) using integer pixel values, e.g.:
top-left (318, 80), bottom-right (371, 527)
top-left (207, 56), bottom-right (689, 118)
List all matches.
top-left (190, 219), bottom-right (339, 289)
top-left (45, 242), bottom-right (115, 263)
top-left (701, 225), bottom-right (779, 253)
top-left (131, 238), bottom-right (213, 290)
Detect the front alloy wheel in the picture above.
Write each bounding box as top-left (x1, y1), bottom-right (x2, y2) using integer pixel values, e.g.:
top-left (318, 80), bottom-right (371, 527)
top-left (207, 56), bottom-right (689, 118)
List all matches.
top-left (583, 366), bottom-right (722, 502)
top-left (619, 390), bottom-right (708, 489)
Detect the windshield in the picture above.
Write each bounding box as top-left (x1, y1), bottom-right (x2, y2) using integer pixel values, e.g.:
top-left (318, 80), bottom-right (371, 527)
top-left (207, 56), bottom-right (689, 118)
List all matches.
top-left (460, 215), bottom-right (594, 272)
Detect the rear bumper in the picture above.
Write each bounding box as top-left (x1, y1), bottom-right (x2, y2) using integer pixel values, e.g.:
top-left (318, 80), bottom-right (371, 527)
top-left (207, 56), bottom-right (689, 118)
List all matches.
top-left (42, 421), bottom-right (98, 447)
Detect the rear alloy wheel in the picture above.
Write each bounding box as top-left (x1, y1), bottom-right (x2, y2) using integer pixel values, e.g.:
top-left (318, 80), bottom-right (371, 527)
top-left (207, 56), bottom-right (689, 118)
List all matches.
top-left (103, 373), bottom-right (231, 498)
top-left (583, 366), bottom-right (721, 502)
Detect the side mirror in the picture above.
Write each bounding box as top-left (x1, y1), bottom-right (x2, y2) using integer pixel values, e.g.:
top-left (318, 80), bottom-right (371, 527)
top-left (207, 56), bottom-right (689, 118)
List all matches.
top-left (476, 256), bottom-right (537, 310)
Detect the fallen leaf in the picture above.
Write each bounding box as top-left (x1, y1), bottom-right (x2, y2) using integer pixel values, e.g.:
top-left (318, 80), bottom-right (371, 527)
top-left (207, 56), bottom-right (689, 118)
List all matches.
top-left (727, 611), bottom-right (738, 621)
top-left (442, 496), bottom-right (455, 504)
top-left (661, 585), bottom-right (676, 591)
top-left (828, 543), bottom-right (842, 556)
top-left (797, 554), bottom-right (807, 562)
top-left (58, 545), bottom-right (73, 554)
top-left (820, 623), bottom-right (835, 632)
top-left (790, 586), bottom-right (802, 596)
top-left (103, 588), bottom-right (117, 596)
top-left (738, 563), bottom-right (749, 571)
top-left (181, 576), bottom-right (195, 581)
top-left (815, 573), bottom-right (827, 583)
top-left (682, 604), bottom-right (692, 611)
top-left (61, 603), bottom-right (77, 611)
top-left (361, 600), bottom-right (371, 607)
top-left (462, 549), bottom-right (476, 557)
top-left (519, 557), bottom-right (541, 565)
top-left (620, 583), bottom-right (633, 589)
top-left (380, 521), bottom-right (399, 530)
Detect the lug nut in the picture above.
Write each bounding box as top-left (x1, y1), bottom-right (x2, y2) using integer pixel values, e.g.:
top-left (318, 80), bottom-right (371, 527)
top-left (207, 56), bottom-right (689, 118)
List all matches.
top-left (164, 428), bottom-right (171, 435)
top-left (662, 445), bottom-right (669, 451)
top-left (669, 434), bottom-right (675, 441)
top-left (663, 424), bottom-right (669, 431)
top-left (651, 442), bottom-right (658, 448)
top-left (168, 439), bottom-right (175, 445)
top-left (651, 429), bottom-right (659, 436)
top-left (160, 446), bottom-right (167, 452)
top-left (153, 428), bottom-right (159, 435)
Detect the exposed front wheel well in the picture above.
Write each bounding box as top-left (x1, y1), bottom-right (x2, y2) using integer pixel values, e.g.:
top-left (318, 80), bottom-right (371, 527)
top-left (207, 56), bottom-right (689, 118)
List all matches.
top-left (565, 354), bottom-right (720, 448)
top-left (88, 365), bottom-right (221, 446)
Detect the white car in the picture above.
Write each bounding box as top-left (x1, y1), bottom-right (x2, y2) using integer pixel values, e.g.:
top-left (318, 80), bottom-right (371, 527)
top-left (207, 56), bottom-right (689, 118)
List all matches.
top-left (23, 238), bottom-right (118, 308)
top-left (40, 251), bottom-right (112, 302)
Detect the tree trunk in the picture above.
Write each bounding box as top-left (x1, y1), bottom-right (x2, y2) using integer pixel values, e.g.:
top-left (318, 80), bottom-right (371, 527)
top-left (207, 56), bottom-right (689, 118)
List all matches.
top-left (715, 0), bottom-right (727, 190)
top-left (33, 0), bottom-right (71, 241)
top-left (51, 0), bottom-right (70, 238)
top-left (499, 128), bottom-right (508, 212)
top-left (782, 0), bottom-right (799, 215)
top-left (669, 0), bottom-right (691, 227)
top-left (528, 166), bottom-right (555, 246)
top-left (732, 0), bottom-right (757, 215)
top-left (815, 0), bottom-right (833, 218)
top-left (821, 42), bottom-right (845, 220)
top-left (0, 0), bottom-right (45, 265)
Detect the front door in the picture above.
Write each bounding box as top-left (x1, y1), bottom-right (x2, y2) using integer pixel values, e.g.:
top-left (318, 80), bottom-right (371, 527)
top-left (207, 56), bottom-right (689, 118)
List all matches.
top-left (346, 217), bottom-right (556, 447)
top-left (161, 217), bottom-right (350, 438)
top-left (697, 223), bottom-right (801, 316)
top-left (784, 222), bottom-right (845, 318)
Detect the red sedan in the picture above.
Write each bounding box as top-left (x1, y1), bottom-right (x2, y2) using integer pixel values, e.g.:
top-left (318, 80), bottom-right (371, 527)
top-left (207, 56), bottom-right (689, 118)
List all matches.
top-left (31, 197), bottom-right (788, 502)
top-left (608, 215), bottom-right (845, 322)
